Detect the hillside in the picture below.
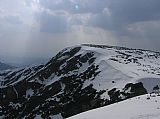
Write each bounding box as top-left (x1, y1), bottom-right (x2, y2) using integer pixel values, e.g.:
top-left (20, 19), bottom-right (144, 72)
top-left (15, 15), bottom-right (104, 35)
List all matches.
top-left (0, 44), bottom-right (160, 119)
top-left (68, 94), bottom-right (160, 119)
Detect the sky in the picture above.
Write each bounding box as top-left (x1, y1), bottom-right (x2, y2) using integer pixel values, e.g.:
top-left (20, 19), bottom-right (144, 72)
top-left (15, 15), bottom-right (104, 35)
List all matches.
top-left (0, 0), bottom-right (160, 58)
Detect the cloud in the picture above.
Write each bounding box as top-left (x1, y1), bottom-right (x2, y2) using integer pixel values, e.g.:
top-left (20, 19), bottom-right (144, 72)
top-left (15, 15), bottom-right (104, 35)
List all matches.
top-left (88, 0), bottom-right (160, 31)
top-left (38, 0), bottom-right (108, 14)
top-left (37, 0), bottom-right (160, 36)
top-left (124, 20), bottom-right (160, 39)
top-left (35, 0), bottom-right (107, 33)
top-left (1, 0), bottom-right (160, 58)
top-left (108, 0), bottom-right (160, 22)
top-left (5, 15), bottom-right (22, 24)
top-left (36, 11), bottom-right (70, 33)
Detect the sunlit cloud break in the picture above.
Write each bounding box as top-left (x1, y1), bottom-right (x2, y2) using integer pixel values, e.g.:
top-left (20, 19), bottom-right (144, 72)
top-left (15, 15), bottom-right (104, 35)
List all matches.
top-left (0, 0), bottom-right (160, 57)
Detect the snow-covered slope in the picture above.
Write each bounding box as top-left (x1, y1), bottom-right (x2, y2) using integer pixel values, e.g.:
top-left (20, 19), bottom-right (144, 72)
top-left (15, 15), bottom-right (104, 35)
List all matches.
top-left (0, 44), bottom-right (160, 119)
top-left (80, 44), bottom-right (160, 94)
top-left (68, 94), bottom-right (160, 119)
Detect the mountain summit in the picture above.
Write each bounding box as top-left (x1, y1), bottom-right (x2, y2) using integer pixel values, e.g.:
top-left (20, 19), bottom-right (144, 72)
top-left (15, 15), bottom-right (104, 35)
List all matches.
top-left (0, 44), bottom-right (160, 119)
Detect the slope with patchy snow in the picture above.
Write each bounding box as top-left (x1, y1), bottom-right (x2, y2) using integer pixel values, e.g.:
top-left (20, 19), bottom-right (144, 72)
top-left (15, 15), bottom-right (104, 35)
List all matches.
top-left (0, 44), bottom-right (160, 119)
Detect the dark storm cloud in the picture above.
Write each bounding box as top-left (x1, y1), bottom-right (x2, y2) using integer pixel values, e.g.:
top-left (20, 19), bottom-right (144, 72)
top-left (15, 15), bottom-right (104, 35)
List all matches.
top-left (108, 0), bottom-right (160, 22)
top-left (88, 0), bottom-right (160, 31)
top-left (37, 0), bottom-right (160, 32)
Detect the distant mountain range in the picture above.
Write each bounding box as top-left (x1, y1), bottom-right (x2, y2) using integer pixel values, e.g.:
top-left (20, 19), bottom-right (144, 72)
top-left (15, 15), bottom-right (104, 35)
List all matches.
top-left (0, 56), bottom-right (49, 67)
top-left (0, 61), bottom-right (15, 71)
top-left (0, 44), bottom-right (160, 119)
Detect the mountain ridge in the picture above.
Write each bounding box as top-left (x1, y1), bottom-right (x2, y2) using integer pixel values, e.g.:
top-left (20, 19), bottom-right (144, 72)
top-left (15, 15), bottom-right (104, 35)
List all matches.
top-left (0, 44), bottom-right (160, 119)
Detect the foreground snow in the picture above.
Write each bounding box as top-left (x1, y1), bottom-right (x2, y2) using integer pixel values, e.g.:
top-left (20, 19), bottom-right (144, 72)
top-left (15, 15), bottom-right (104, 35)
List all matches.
top-left (68, 94), bottom-right (160, 119)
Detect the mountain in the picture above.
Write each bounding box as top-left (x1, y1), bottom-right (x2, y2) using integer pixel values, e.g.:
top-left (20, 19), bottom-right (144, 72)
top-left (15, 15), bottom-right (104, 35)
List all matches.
top-left (0, 61), bottom-right (15, 71)
top-left (0, 56), bottom-right (49, 67)
top-left (68, 94), bottom-right (160, 119)
top-left (0, 44), bottom-right (160, 119)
